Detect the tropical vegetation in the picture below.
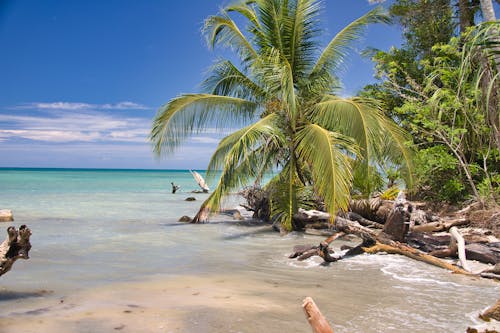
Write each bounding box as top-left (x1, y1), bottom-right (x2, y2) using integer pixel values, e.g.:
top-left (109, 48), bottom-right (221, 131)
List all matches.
top-left (362, 0), bottom-right (499, 204)
top-left (150, 0), bottom-right (413, 230)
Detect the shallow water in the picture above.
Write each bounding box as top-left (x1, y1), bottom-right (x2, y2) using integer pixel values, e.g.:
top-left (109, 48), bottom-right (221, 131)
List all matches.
top-left (0, 168), bottom-right (498, 332)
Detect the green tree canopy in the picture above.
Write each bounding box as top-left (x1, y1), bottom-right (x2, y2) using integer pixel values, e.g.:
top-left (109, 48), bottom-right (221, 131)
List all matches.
top-left (150, 0), bottom-right (413, 230)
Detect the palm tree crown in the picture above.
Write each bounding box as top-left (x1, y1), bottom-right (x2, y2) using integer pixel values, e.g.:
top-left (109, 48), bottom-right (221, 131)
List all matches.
top-left (150, 0), bottom-right (412, 230)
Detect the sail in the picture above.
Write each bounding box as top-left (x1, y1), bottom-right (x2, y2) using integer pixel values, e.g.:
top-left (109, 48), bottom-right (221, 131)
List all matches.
top-left (190, 170), bottom-right (209, 192)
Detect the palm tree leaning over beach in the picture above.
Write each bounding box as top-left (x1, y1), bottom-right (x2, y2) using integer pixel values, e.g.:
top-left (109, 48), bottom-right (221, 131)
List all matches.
top-left (150, 0), bottom-right (413, 230)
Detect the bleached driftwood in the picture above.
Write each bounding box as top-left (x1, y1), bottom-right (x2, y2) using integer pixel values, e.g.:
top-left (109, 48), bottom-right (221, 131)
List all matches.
top-left (0, 225), bottom-right (32, 277)
top-left (0, 209), bottom-right (14, 222)
top-left (449, 226), bottom-right (471, 272)
top-left (411, 218), bottom-right (469, 233)
top-left (302, 297), bottom-right (334, 333)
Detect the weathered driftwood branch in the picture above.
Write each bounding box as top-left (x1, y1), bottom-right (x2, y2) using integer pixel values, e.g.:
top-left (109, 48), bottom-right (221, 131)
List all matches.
top-left (411, 218), bottom-right (469, 233)
top-left (302, 297), bottom-right (334, 333)
top-left (295, 206), bottom-right (474, 275)
top-left (289, 232), bottom-right (345, 261)
top-left (0, 209), bottom-right (14, 222)
top-left (0, 225), bottom-right (32, 277)
top-left (362, 242), bottom-right (473, 275)
top-left (449, 226), bottom-right (471, 272)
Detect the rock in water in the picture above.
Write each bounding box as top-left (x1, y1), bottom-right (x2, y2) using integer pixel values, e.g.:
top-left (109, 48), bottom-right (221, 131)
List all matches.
top-left (0, 210), bottom-right (13, 222)
top-left (178, 216), bottom-right (192, 222)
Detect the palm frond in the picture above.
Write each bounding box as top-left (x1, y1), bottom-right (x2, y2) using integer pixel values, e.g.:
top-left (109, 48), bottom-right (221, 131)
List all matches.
top-left (150, 94), bottom-right (257, 156)
top-left (201, 60), bottom-right (267, 101)
top-left (203, 13), bottom-right (257, 63)
top-left (253, 48), bottom-right (297, 120)
top-left (296, 124), bottom-right (357, 217)
top-left (206, 113), bottom-right (283, 175)
top-left (282, 0), bottom-right (322, 78)
top-left (313, 95), bottom-right (413, 188)
top-left (310, 7), bottom-right (390, 78)
top-left (202, 113), bottom-right (284, 212)
top-left (254, 0), bottom-right (286, 52)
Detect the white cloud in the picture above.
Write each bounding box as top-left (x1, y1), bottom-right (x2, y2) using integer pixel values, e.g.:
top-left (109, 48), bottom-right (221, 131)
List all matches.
top-left (14, 101), bottom-right (150, 111)
top-left (0, 129), bottom-right (101, 142)
top-left (0, 111), bottom-right (149, 143)
top-left (190, 136), bottom-right (223, 144)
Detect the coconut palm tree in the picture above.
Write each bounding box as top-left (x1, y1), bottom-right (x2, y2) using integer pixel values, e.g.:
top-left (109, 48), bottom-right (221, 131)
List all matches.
top-left (150, 0), bottom-right (413, 230)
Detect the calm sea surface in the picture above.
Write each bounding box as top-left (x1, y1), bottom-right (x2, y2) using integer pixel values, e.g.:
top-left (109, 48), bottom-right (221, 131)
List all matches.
top-left (0, 168), bottom-right (498, 332)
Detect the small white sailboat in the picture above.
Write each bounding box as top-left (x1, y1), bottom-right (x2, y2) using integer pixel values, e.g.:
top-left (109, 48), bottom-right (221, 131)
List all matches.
top-left (189, 170), bottom-right (209, 192)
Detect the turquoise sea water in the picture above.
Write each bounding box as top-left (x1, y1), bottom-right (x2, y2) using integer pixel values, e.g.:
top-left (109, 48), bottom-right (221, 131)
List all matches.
top-left (0, 168), bottom-right (498, 332)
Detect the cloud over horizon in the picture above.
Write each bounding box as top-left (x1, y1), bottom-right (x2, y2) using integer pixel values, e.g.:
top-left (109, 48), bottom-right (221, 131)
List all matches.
top-left (12, 101), bottom-right (150, 111)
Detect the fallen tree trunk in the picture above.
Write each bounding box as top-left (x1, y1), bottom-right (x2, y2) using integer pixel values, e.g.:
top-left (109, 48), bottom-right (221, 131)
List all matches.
top-left (293, 210), bottom-right (474, 275)
top-left (411, 218), bottom-right (469, 233)
top-left (0, 225), bottom-right (32, 277)
top-left (362, 242), bottom-right (473, 275)
top-left (302, 297), bottom-right (334, 333)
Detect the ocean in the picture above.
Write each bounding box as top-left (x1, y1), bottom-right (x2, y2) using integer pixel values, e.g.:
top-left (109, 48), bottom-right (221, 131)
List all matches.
top-left (0, 168), bottom-right (498, 332)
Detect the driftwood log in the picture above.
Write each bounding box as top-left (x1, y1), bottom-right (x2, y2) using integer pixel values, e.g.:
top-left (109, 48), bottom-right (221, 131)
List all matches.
top-left (0, 225), bottom-right (32, 277)
top-left (302, 297), bottom-right (334, 333)
top-left (291, 196), bottom-right (477, 276)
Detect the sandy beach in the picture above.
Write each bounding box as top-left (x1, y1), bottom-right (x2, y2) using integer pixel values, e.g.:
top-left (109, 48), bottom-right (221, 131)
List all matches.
top-left (1, 273), bottom-right (308, 333)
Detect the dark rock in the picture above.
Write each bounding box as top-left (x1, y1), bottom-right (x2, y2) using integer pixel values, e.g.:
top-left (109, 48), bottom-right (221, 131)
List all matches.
top-left (185, 197), bottom-right (196, 201)
top-left (178, 215), bottom-right (192, 223)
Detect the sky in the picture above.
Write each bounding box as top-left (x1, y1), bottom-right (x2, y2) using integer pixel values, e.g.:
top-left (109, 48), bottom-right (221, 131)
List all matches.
top-left (0, 0), bottom-right (406, 170)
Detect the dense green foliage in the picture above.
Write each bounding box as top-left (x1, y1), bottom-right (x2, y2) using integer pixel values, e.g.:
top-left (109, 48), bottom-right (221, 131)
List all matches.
top-left (362, 0), bottom-right (499, 204)
top-left (150, 0), bottom-right (413, 230)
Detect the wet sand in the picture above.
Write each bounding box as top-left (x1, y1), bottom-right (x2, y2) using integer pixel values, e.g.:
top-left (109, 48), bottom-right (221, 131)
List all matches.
top-left (0, 273), bottom-right (309, 333)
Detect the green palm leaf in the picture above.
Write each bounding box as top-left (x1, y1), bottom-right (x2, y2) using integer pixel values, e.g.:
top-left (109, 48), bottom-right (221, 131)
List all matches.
top-left (310, 7), bottom-right (390, 79)
top-left (203, 13), bottom-right (258, 63)
top-left (150, 94), bottom-right (257, 155)
top-left (200, 114), bottom-right (284, 215)
top-left (201, 60), bottom-right (267, 101)
top-left (296, 124), bottom-right (357, 217)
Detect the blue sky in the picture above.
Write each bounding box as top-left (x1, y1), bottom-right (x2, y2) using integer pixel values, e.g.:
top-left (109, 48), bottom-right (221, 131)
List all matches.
top-left (0, 0), bottom-right (404, 169)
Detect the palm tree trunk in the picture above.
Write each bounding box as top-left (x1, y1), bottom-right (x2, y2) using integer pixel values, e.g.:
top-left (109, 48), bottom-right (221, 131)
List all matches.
top-left (458, 0), bottom-right (477, 33)
top-left (479, 0), bottom-right (497, 21)
top-left (479, 0), bottom-right (500, 153)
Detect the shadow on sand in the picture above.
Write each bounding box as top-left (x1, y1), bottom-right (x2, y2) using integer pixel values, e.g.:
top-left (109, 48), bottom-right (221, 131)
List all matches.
top-left (0, 289), bottom-right (53, 302)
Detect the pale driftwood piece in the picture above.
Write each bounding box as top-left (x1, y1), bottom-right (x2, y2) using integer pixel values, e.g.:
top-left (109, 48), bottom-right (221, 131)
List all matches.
top-left (450, 226), bottom-right (471, 272)
top-left (480, 272), bottom-right (500, 280)
top-left (304, 228), bottom-right (335, 237)
top-left (0, 210), bottom-right (14, 222)
top-left (0, 225), bottom-right (32, 277)
top-left (302, 297), bottom-right (334, 333)
top-left (297, 208), bottom-right (331, 221)
top-left (362, 242), bottom-right (474, 275)
top-left (411, 218), bottom-right (469, 233)
top-left (334, 216), bottom-right (378, 241)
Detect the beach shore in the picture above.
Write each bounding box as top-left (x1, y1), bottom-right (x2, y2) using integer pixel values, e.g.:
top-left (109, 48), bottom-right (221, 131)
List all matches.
top-left (0, 273), bottom-right (304, 333)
